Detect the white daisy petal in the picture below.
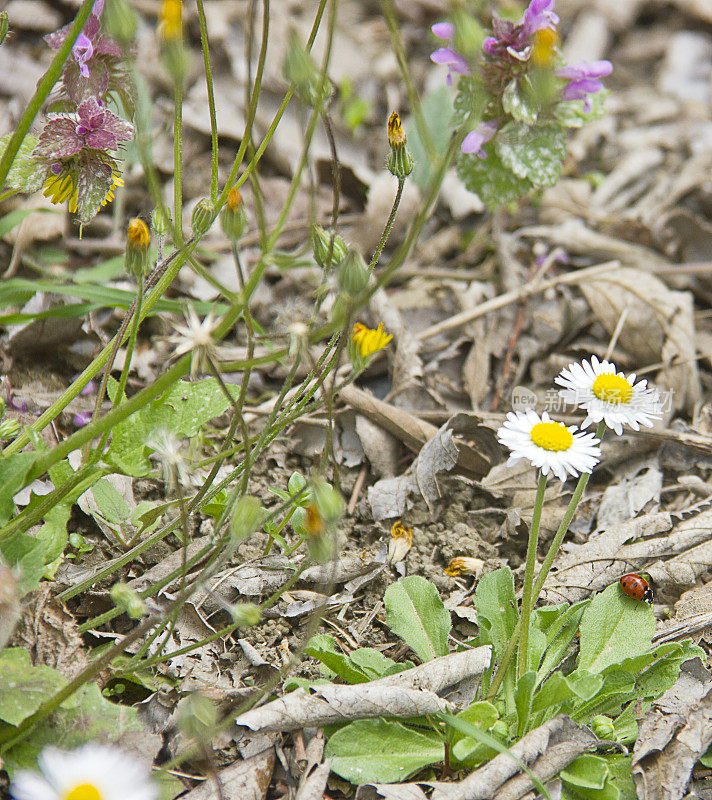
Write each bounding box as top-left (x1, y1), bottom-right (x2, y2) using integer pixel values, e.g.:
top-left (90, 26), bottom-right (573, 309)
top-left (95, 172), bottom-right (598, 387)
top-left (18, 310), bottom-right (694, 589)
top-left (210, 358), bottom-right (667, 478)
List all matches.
top-left (11, 744), bottom-right (157, 800)
top-left (555, 357), bottom-right (662, 435)
top-left (497, 410), bottom-right (601, 482)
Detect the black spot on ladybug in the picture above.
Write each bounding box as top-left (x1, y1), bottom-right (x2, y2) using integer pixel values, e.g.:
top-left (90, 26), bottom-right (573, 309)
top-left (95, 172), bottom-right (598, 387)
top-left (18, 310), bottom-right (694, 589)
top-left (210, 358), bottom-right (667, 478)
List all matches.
top-left (620, 573), bottom-right (653, 604)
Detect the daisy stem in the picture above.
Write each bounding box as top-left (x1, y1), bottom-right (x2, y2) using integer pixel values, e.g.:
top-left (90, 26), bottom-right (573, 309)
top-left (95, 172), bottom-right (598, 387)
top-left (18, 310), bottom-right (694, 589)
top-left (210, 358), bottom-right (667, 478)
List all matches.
top-left (529, 420), bottom-right (606, 607)
top-left (488, 421), bottom-right (605, 698)
top-left (516, 470), bottom-right (548, 679)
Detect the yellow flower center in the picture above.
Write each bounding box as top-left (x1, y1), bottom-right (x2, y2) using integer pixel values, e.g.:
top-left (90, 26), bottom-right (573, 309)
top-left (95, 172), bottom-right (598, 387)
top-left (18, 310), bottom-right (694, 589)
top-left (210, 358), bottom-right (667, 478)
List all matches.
top-left (64, 784), bottom-right (102, 800)
top-left (351, 322), bottom-right (393, 358)
top-left (531, 27), bottom-right (558, 66)
top-left (592, 374), bottom-right (632, 405)
top-left (530, 421), bottom-right (573, 452)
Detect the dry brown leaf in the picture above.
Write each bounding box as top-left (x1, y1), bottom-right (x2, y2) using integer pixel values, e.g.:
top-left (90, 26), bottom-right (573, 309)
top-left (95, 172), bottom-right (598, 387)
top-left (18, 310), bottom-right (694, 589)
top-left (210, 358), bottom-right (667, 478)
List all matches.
top-left (179, 747), bottom-right (275, 800)
top-left (235, 648), bottom-right (491, 735)
top-left (632, 673), bottom-right (712, 800)
top-left (578, 267), bottom-right (700, 412)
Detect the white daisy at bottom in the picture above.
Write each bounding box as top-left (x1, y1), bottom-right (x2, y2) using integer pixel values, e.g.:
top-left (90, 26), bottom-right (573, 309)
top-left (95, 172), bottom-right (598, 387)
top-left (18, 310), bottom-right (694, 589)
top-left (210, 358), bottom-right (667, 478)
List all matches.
top-left (11, 743), bottom-right (157, 800)
top-left (555, 356), bottom-right (662, 436)
top-left (497, 409), bottom-right (601, 482)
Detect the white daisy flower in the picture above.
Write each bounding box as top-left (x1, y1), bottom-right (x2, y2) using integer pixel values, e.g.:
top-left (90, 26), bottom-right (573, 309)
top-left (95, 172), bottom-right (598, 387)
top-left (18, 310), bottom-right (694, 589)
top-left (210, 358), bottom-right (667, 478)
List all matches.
top-left (555, 356), bottom-right (662, 436)
top-left (497, 410), bottom-right (601, 482)
top-left (11, 743), bottom-right (156, 800)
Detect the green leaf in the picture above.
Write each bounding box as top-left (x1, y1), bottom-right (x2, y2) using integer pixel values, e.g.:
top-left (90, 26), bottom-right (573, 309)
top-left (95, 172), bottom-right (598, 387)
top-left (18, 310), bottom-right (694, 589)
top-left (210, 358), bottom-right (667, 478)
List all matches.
top-left (449, 701), bottom-right (500, 767)
top-left (0, 532), bottom-right (46, 596)
top-left (532, 671), bottom-right (604, 716)
top-left (306, 634), bottom-right (370, 684)
top-left (495, 121), bottom-right (567, 187)
top-left (92, 478), bottom-right (131, 524)
top-left (561, 754), bottom-right (622, 800)
top-left (406, 88), bottom-right (454, 189)
top-left (349, 648), bottom-right (410, 680)
top-left (3, 682), bottom-right (146, 775)
top-left (0, 649), bottom-right (65, 726)
top-left (443, 713), bottom-right (551, 800)
top-left (0, 453), bottom-right (36, 525)
top-left (577, 584), bottom-right (655, 674)
top-left (107, 378), bottom-right (236, 476)
top-left (384, 576), bottom-right (451, 662)
top-left (514, 671), bottom-right (537, 736)
top-left (554, 91), bottom-right (609, 128)
top-left (457, 147), bottom-right (533, 209)
top-left (473, 567), bottom-right (518, 663)
top-left (503, 80), bottom-right (539, 125)
top-left (536, 600), bottom-right (588, 680)
top-left (0, 133), bottom-right (45, 193)
top-left (325, 719), bottom-right (444, 784)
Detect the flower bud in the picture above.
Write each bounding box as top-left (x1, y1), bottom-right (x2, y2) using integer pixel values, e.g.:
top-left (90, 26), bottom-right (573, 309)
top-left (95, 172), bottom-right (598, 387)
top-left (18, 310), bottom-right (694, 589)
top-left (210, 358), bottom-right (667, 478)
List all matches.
top-left (590, 715), bottom-right (616, 741)
top-left (230, 495), bottom-right (264, 544)
top-left (0, 12), bottom-right (9, 46)
top-left (159, 0), bottom-right (182, 43)
top-left (110, 582), bottom-right (146, 619)
top-left (220, 188), bottom-right (247, 242)
top-left (152, 205), bottom-right (171, 237)
top-left (387, 112), bottom-right (414, 179)
top-left (176, 692), bottom-right (218, 743)
top-left (283, 29), bottom-right (332, 108)
top-left (125, 217), bottom-right (150, 278)
top-left (229, 602), bottom-right (261, 626)
top-left (311, 224), bottom-right (348, 271)
top-left (0, 418), bottom-right (20, 441)
top-left (337, 249), bottom-right (369, 296)
top-left (191, 198), bottom-right (215, 237)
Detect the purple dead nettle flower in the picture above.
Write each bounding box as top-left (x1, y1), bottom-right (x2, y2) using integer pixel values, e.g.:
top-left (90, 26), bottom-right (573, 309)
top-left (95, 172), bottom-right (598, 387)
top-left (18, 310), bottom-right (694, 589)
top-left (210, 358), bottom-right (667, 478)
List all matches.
top-left (430, 22), bottom-right (470, 86)
top-left (45, 0), bottom-right (122, 104)
top-left (557, 60), bottom-right (613, 109)
top-left (35, 97), bottom-right (133, 161)
top-left (522, 0), bottom-right (559, 37)
top-left (462, 120), bottom-right (498, 158)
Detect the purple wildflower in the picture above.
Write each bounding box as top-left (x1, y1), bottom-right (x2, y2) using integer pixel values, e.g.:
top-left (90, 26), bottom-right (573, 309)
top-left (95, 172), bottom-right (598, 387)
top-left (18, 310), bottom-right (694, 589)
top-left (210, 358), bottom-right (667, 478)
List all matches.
top-left (35, 97), bottom-right (133, 161)
top-left (557, 60), bottom-right (612, 109)
top-left (462, 121), bottom-right (498, 157)
top-left (430, 22), bottom-right (470, 86)
top-left (74, 412), bottom-right (93, 427)
top-left (522, 0), bottom-right (560, 37)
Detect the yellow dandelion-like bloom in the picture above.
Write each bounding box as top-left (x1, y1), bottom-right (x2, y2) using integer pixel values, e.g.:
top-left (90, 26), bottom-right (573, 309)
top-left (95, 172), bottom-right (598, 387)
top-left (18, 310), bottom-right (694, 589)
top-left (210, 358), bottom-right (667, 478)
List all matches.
top-left (42, 167), bottom-right (123, 215)
top-left (127, 218), bottom-right (150, 250)
top-left (388, 520), bottom-right (413, 563)
top-left (159, 0), bottom-right (182, 41)
top-left (305, 504), bottom-right (324, 538)
top-left (351, 322), bottom-right (392, 358)
top-left (387, 111), bottom-right (406, 148)
top-left (531, 27), bottom-right (558, 67)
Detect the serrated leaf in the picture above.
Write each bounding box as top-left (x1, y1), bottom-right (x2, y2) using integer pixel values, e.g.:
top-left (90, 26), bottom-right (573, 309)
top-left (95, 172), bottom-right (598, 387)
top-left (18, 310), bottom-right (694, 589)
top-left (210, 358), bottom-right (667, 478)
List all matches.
top-left (384, 575), bottom-right (451, 662)
top-left (0, 649), bottom-right (65, 726)
top-left (0, 133), bottom-right (45, 194)
top-left (555, 91), bottom-right (609, 128)
top-left (452, 75), bottom-right (487, 128)
top-left (503, 79), bottom-right (539, 125)
top-left (577, 585), bottom-right (655, 674)
top-left (326, 719), bottom-right (444, 784)
top-left (496, 121), bottom-right (566, 187)
top-left (456, 147), bottom-right (533, 209)
top-left (473, 567), bottom-right (518, 663)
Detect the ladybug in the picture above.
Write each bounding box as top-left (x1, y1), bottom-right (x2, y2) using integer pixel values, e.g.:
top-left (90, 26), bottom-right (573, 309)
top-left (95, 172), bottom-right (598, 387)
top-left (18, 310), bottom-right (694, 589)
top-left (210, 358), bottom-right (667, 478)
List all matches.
top-left (620, 573), bottom-right (653, 603)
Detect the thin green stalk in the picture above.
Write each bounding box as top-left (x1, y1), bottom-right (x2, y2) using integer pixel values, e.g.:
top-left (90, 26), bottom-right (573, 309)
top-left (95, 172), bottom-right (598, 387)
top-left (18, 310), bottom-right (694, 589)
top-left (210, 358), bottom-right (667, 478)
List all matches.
top-left (367, 178), bottom-right (404, 272)
top-left (196, 0), bottom-right (219, 201)
top-left (380, 0), bottom-right (437, 161)
top-left (173, 77), bottom-right (183, 244)
top-left (517, 471), bottom-right (547, 679)
top-left (0, 0), bottom-right (96, 190)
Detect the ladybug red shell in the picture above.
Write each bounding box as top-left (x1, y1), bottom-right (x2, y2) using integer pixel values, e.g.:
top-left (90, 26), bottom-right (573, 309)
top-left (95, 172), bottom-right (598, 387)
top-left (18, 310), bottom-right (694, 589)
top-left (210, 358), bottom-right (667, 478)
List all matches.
top-left (620, 573), bottom-right (653, 603)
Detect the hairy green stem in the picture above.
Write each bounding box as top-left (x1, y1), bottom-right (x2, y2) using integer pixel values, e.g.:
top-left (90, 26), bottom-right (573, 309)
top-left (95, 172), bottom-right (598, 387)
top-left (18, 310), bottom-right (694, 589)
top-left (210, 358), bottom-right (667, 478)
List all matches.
top-left (173, 75), bottom-right (184, 244)
top-left (196, 0), bottom-right (219, 201)
top-left (367, 177), bottom-right (404, 272)
top-left (517, 471), bottom-right (547, 679)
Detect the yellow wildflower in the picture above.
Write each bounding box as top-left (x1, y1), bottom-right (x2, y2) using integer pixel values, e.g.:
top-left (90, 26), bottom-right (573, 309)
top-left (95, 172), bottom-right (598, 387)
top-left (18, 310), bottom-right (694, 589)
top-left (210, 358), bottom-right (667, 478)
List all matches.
top-left (387, 111), bottom-right (406, 148)
top-left (445, 556), bottom-right (484, 578)
top-left (388, 520), bottom-right (413, 563)
top-left (159, 0), bottom-right (182, 42)
top-left (351, 322), bottom-right (392, 358)
top-left (531, 27), bottom-right (558, 67)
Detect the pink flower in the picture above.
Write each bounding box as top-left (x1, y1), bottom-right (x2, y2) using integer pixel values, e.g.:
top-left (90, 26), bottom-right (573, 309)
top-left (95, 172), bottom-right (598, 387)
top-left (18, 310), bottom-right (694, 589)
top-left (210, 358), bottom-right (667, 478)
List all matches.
top-left (557, 60), bottom-right (612, 109)
top-left (522, 0), bottom-right (559, 37)
top-left (462, 121), bottom-right (498, 157)
top-left (430, 22), bottom-right (470, 86)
